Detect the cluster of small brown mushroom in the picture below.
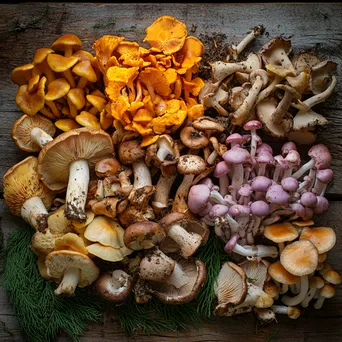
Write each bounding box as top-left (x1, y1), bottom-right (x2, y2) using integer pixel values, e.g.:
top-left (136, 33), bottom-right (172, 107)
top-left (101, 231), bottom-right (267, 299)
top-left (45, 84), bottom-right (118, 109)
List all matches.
top-left (11, 33), bottom-right (110, 135)
top-left (200, 26), bottom-right (337, 144)
top-left (213, 222), bottom-right (340, 322)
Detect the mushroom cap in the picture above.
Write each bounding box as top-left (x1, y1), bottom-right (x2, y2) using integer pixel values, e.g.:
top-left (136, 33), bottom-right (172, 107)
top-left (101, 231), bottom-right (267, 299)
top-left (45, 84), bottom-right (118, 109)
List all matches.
top-left (159, 212), bottom-right (209, 244)
top-left (51, 33), bottom-right (82, 53)
top-left (266, 184), bottom-right (290, 206)
top-left (11, 63), bottom-right (34, 85)
top-left (146, 258), bottom-right (206, 304)
top-left (319, 283), bottom-right (336, 299)
top-left (95, 158), bottom-right (122, 178)
top-left (177, 155), bottom-right (206, 175)
top-left (180, 126), bottom-right (209, 149)
top-left (47, 205), bottom-right (73, 234)
top-left (86, 243), bottom-right (132, 262)
top-left (45, 78), bottom-right (71, 101)
top-left (214, 261), bottom-right (247, 315)
top-left (47, 54), bottom-right (78, 72)
top-left (280, 240), bottom-right (319, 276)
top-left (223, 147), bottom-right (250, 164)
top-left (96, 270), bottom-right (133, 303)
top-left (11, 114), bottom-right (56, 153)
top-left (316, 169), bottom-right (334, 184)
top-left (310, 60), bottom-right (337, 94)
top-left (256, 97), bottom-right (293, 138)
top-left (38, 127), bottom-right (114, 191)
top-left (264, 222), bottom-right (299, 243)
top-left (139, 67), bottom-right (171, 97)
top-left (72, 60), bottom-right (97, 82)
top-left (3, 156), bottom-right (55, 216)
top-left (31, 229), bottom-right (63, 255)
top-left (322, 270), bottom-right (341, 285)
top-left (45, 250), bottom-right (99, 287)
top-left (192, 116), bottom-right (225, 133)
top-left (300, 192), bottom-right (317, 208)
top-left (118, 139), bottom-right (145, 165)
top-left (281, 177), bottom-right (299, 193)
top-left (239, 259), bottom-right (268, 288)
top-left (250, 69), bottom-right (269, 87)
top-left (268, 261), bottom-right (300, 285)
top-left (144, 15), bottom-right (187, 55)
top-left (124, 221), bottom-right (166, 250)
top-left (54, 232), bottom-right (88, 254)
top-left (84, 216), bottom-right (126, 248)
top-left (308, 144), bottom-right (332, 170)
top-left (251, 176), bottom-right (272, 192)
top-left (250, 201), bottom-right (270, 217)
top-left (299, 226), bottom-right (336, 254)
top-left (187, 184), bottom-right (211, 214)
top-left (243, 120), bottom-right (262, 131)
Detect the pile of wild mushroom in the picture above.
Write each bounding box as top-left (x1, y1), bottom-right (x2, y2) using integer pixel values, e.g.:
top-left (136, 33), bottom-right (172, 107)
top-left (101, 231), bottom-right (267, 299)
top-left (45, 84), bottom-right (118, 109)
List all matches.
top-left (2, 16), bottom-right (341, 327)
top-left (200, 27), bottom-right (337, 144)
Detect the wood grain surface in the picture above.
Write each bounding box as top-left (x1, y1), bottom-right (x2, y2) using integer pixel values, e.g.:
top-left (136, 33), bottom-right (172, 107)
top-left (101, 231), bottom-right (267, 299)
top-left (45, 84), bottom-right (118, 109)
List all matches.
top-left (0, 3), bottom-right (342, 342)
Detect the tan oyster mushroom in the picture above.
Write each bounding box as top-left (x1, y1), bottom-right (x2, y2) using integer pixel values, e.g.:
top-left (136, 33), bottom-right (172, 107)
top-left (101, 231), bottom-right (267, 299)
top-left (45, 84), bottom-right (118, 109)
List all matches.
top-left (239, 259), bottom-right (269, 289)
top-left (3, 156), bottom-right (55, 231)
top-left (46, 250), bottom-right (99, 296)
top-left (38, 127), bottom-right (114, 221)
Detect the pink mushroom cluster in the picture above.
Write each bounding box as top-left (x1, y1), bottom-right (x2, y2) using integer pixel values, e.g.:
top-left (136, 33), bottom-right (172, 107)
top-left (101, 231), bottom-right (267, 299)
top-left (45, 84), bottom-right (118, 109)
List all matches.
top-left (187, 120), bottom-right (333, 257)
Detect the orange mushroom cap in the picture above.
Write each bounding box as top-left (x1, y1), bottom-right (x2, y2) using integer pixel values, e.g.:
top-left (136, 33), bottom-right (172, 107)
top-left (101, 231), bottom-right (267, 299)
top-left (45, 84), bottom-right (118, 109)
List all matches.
top-left (16, 76), bottom-right (46, 115)
top-left (72, 60), bottom-right (97, 83)
top-left (139, 67), bottom-right (171, 98)
top-left (11, 64), bottom-right (34, 86)
top-left (72, 50), bottom-right (95, 63)
top-left (45, 78), bottom-right (71, 101)
top-left (264, 222), bottom-right (299, 243)
top-left (47, 54), bottom-right (78, 72)
top-left (107, 66), bottom-right (139, 85)
top-left (51, 34), bottom-right (82, 55)
top-left (55, 119), bottom-right (81, 132)
top-left (144, 15), bottom-right (187, 55)
top-left (176, 36), bottom-right (204, 73)
top-left (33, 48), bottom-right (55, 65)
top-left (76, 111), bottom-right (101, 129)
top-left (67, 88), bottom-right (86, 111)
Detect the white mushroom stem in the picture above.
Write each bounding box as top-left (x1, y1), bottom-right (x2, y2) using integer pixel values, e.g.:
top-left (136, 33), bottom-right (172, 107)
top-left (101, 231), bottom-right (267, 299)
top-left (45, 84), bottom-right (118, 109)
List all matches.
top-left (133, 160), bottom-right (152, 189)
top-left (231, 164), bottom-right (244, 201)
top-left (54, 267), bottom-right (80, 296)
top-left (21, 196), bottom-right (49, 231)
top-left (211, 61), bottom-right (252, 84)
top-left (207, 150), bottom-right (219, 165)
top-left (166, 263), bottom-right (187, 288)
top-left (230, 26), bottom-right (264, 59)
top-left (298, 76), bottom-right (337, 114)
top-left (271, 90), bottom-right (293, 124)
top-left (301, 287), bottom-right (318, 308)
top-left (156, 140), bottom-right (174, 161)
top-left (271, 305), bottom-right (296, 316)
top-left (219, 174), bottom-right (229, 197)
top-left (210, 190), bottom-right (226, 205)
top-left (65, 160), bottom-right (89, 221)
top-left (167, 224), bottom-right (202, 257)
top-left (292, 159), bottom-right (315, 179)
top-left (281, 275), bottom-right (309, 306)
top-left (280, 284), bottom-right (289, 295)
top-left (30, 127), bottom-right (53, 148)
top-left (257, 75), bottom-right (283, 104)
top-left (232, 244), bottom-right (278, 258)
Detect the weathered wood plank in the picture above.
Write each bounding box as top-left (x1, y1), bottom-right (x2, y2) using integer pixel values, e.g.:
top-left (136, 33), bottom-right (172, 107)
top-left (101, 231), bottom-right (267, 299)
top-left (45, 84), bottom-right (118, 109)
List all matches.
top-left (0, 3), bottom-right (342, 194)
top-left (1, 199), bottom-right (342, 341)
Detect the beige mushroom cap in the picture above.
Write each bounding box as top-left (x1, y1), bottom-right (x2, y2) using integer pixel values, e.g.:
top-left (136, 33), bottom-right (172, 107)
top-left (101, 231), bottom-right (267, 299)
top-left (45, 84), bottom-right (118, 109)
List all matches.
top-left (214, 262), bottom-right (247, 315)
top-left (124, 221), bottom-right (166, 250)
top-left (86, 243), bottom-right (133, 262)
top-left (280, 240), bottom-right (319, 276)
top-left (54, 233), bottom-right (88, 254)
top-left (84, 216), bottom-right (125, 248)
top-left (38, 127), bottom-right (114, 191)
top-left (45, 250), bottom-right (99, 287)
top-left (11, 114), bottom-right (56, 153)
top-left (177, 154), bottom-right (206, 175)
top-left (268, 261), bottom-right (300, 285)
top-left (3, 156), bottom-right (55, 216)
top-left (264, 222), bottom-right (299, 243)
top-left (47, 205), bottom-right (73, 234)
top-left (31, 229), bottom-right (64, 255)
top-left (239, 259), bottom-right (269, 288)
top-left (299, 226), bottom-right (336, 254)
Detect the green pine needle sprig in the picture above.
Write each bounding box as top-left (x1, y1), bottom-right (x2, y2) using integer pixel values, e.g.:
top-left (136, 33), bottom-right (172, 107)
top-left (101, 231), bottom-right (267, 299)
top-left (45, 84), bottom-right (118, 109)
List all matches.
top-left (0, 227), bottom-right (106, 342)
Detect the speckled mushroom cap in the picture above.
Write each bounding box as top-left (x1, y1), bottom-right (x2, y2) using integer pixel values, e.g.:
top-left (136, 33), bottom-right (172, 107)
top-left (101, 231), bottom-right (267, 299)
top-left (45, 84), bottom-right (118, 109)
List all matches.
top-left (38, 127), bottom-right (114, 191)
top-left (45, 250), bottom-right (99, 287)
top-left (214, 261), bottom-right (247, 315)
top-left (3, 156), bottom-right (55, 216)
top-left (11, 114), bottom-right (56, 153)
top-left (146, 258), bottom-right (206, 304)
top-left (118, 139), bottom-right (145, 165)
top-left (177, 155), bottom-right (206, 175)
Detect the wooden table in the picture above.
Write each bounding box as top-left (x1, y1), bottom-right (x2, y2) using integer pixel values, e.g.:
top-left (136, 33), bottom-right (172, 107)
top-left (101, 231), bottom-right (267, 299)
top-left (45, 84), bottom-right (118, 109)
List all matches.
top-left (0, 3), bottom-right (342, 341)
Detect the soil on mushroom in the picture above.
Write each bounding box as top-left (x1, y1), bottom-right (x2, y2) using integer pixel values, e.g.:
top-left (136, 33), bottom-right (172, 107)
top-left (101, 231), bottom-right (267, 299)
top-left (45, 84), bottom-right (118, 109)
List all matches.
top-left (198, 32), bottom-right (230, 80)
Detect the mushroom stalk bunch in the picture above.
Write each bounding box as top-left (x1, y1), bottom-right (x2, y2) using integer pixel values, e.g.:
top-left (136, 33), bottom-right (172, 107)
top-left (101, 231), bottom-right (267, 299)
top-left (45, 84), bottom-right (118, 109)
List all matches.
top-left (187, 120), bottom-right (333, 255)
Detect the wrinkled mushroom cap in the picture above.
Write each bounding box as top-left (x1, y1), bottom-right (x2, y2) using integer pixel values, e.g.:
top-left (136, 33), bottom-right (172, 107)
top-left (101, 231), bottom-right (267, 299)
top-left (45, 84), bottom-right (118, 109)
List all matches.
top-left (299, 226), bottom-right (336, 254)
top-left (118, 139), bottom-right (145, 165)
top-left (46, 250), bottom-right (99, 287)
top-left (264, 222), bottom-right (299, 243)
top-left (54, 232), bottom-right (88, 254)
top-left (214, 262), bottom-right (247, 315)
top-left (11, 114), bottom-right (56, 153)
top-left (146, 258), bottom-right (206, 304)
top-left (38, 127), bottom-right (114, 191)
top-left (86, 243), bottom-right (133, 262)
top-left (96, 270), bottom-right (133, 303)
top-left (268, 260), bottom-right (300, 285)
top-left (3, 156), bottom-right (55, 216)
top-left (280, 240), bottom-right (319, 276)
top-left (124, 221), bottom-right (166, 250)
